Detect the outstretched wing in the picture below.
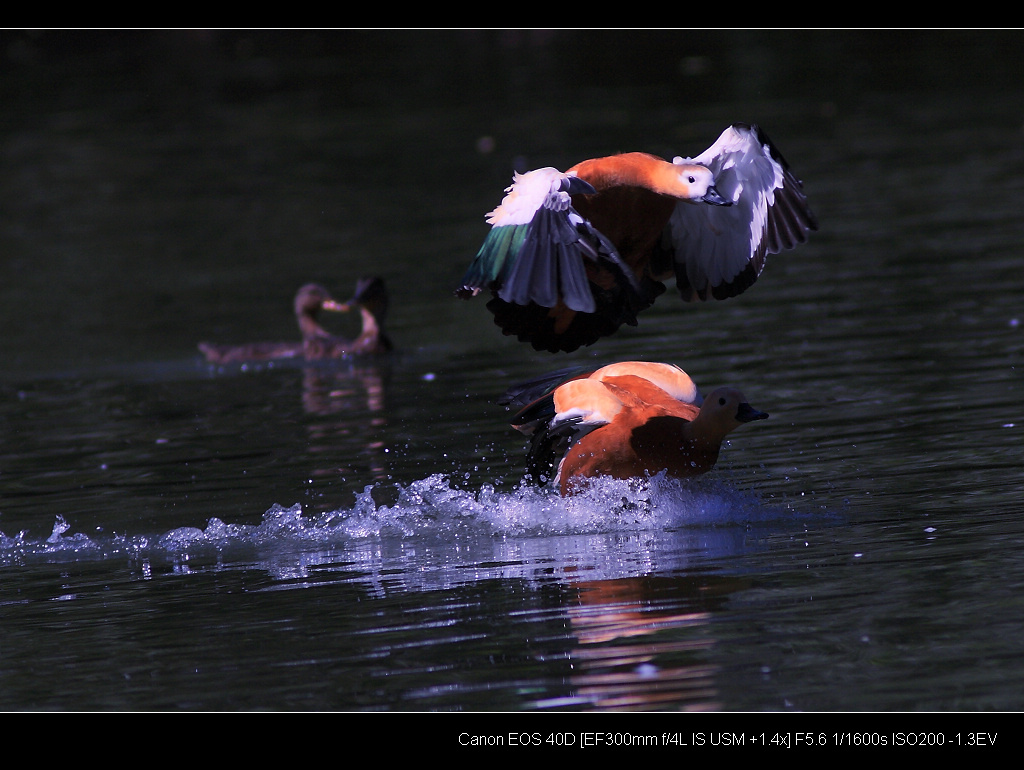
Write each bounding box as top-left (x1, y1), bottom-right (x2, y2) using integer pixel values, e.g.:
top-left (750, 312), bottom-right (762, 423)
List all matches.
top-left (666, 123), bottom-right (818, 301)
top-left (457, 167), bottom-right (660, 352)
top-left (457, 168), bottom-right (615, 312)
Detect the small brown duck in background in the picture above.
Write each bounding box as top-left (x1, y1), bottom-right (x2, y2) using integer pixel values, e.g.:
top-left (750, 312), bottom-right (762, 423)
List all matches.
top-left (198, 276), bottom-right (392, 364)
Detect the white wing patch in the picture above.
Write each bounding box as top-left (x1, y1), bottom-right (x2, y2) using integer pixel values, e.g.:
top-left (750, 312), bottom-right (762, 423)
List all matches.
top-left (485, 167), bottom-right (573, 227)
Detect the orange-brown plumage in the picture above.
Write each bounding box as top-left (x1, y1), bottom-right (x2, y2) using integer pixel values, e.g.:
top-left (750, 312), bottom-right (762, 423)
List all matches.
top-left (506, 361), bottom-right (767, 496)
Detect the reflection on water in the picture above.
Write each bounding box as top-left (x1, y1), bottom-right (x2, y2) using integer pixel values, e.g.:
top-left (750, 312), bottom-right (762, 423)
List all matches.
top-left (301, 364), bottom-right (390, 482)
top-left (550, 574), bottom-right (751, 712)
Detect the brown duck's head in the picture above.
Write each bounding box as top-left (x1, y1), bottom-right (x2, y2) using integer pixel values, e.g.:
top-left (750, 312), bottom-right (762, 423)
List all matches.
top-left (294, 283), bottom-right (349, 318)
top-left (699, 387), bottom-right (769, 434)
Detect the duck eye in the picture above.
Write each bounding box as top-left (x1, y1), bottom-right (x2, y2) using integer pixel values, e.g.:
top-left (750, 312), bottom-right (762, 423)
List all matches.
top-left (687, 175), bottom-right (696, 183)
top-left (718, 397), bottom-right (726, 405)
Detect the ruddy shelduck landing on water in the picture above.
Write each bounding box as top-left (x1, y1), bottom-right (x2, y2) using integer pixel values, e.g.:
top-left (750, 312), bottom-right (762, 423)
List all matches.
top-left (457, 123), bottom-right (818, 352)
top-left (504, 361), bottom-right (768, 496)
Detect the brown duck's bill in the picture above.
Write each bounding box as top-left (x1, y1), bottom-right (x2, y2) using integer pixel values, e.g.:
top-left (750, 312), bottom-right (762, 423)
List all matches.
top-left (702, 184), bottom-right (732, 206)
top-left (737, 403), bottom-right (769, 422)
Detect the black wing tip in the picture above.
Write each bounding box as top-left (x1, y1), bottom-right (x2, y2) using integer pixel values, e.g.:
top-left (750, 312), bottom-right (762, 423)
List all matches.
top-left (768, 185), bottom-right (820, 252)
top-left (483, 270), bottom-right (663, 353)
top-left (485, 295), bottom-right (630, 354)
top-left (499, 365), bottom-right (589, 408)
top-left (675, 261), bottom-right (761, 303)
top-left (509, 395), bottom-right (555, 433)
top-left (523, 415), bottom-right (581, 484)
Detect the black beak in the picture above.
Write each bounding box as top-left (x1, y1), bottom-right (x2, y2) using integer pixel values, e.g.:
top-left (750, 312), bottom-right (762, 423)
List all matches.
top-left (702, 185), bottom-right (732, 206)
top-left (561, 176), bottom-right (597, 196)
top-left (736, 403), bottom-right (769, 422)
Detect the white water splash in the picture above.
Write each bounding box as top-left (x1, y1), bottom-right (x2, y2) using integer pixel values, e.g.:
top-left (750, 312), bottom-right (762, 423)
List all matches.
top-left (160, 471), bottom-right (792, 547)
top-left (1, 472), bottom-right (817, 566)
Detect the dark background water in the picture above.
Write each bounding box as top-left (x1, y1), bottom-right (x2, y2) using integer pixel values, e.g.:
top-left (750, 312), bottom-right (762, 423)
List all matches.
top-left (1, 29), bottom-right (1023, 717)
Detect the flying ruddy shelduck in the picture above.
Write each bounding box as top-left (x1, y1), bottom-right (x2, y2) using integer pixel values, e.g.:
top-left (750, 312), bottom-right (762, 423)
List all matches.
top-left (457, 123), bottom-right (818, 353)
